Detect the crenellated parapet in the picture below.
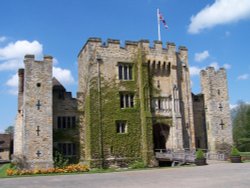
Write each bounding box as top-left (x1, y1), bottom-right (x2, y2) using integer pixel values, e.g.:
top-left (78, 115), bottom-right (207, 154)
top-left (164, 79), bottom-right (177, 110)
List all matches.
top-left (78, 37), bottom-right (188, 57)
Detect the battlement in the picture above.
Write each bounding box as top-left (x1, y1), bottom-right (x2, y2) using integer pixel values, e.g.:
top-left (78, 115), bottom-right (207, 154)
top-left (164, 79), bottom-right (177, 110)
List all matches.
top-left (24, 54), bottom-right (53, 62)
top-left (78, 37), bottom-right (187, 57)
top-left (200, 66), bottom-right (226, 77)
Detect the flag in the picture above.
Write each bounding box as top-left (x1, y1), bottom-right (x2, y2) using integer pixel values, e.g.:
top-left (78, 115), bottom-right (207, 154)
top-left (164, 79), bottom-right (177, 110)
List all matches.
top-left (158, 11), bottom-right (168, 29)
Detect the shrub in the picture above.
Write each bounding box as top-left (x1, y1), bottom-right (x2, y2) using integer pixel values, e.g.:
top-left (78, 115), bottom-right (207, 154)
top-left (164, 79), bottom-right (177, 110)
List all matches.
top-left (195, 149), bottom-right (205, 159)
top-left (53, 151), bottom-right (69, 168)
top-left (231, 146), bottom-right (240, 156)
top-left (128, 160), bottom-right (146, 169)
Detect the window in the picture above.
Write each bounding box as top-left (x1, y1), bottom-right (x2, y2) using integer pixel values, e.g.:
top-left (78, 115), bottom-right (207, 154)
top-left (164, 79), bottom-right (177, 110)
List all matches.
top-left (57, 116), bottom-right (76, 129)
top-left (57, 117), bottom-right (62, 129)
top-left (58, 91), bottom-right (64, 99)
top-left (152, 97), bottom-right (171, 112)
top-left (218, 89), bottom-right (221, 95)
top-left (118, 63), bottom-right (133, 80)
top-left (57, 143), bottom-right (76, 156)
top-left (116, 121), bottom-right (127, 133)
top-left (120, 93), bottom-right (134, 108)
top-left (62, 117), bottom-right (66, 128)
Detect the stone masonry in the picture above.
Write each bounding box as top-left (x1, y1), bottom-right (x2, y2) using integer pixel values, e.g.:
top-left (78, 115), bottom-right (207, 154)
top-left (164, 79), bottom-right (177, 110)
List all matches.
top-left (77, 38), bottom-right (196, 167)
top-left (200, 67), bottom-right (233, 152)
top-left (15, 55), bottom-right (54, 169)
top-left (14, 38), bottom-right (233, 169)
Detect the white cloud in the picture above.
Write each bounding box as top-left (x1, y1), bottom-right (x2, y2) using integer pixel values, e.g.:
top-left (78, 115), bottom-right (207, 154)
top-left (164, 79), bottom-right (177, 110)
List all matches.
top-left (209, 62), bottom-right (219, 70)
top-left (230, 104), bottom-right (237, 109)
top-left (188, 0), bottom-right (250, 34)
top-left (237, 74), bottom-right (249, 80)
top-left (223, 63), bottom-right (231, 69)
top-left (6, 73), bottom-right (18, 95)
top-left (189, 66), bottom-right (202, 76)
top-left (6, 73), bottom-right (18, 87)
top-left (53, 66), bottom-right (75, 86)
top-left (0, 36), bottom-right (7, 42)
top-left (53, 58), bottom-right (59, 65)
top-left (0, 40), bottom-right (43, 71)
top-left (194, 50), bottom-right (209, 62)
top-left (0, 59), bottom-right (23, 71)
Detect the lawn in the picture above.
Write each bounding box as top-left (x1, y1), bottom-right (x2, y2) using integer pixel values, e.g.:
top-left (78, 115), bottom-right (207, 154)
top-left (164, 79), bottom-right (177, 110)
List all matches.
top-left (0, 163), bottom-right (11, 177)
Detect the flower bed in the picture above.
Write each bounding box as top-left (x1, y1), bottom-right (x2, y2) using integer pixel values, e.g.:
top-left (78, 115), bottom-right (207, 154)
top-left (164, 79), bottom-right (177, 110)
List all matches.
top-left (6, 164), bottom-right (89, 176)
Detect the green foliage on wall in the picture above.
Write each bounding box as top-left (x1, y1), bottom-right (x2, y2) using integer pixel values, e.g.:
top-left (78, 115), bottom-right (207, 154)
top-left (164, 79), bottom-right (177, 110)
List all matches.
top-left (83, 49), bottom-right (156, 167)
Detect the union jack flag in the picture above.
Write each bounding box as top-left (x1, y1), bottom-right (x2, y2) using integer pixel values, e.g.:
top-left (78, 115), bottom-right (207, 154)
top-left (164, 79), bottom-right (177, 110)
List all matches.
top-left (158, 11), bottom-right (168, 29)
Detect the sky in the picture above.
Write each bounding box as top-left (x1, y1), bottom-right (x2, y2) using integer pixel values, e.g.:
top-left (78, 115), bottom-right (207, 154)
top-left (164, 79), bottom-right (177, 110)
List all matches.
top-left (1, 0), bottom-right (250, 132)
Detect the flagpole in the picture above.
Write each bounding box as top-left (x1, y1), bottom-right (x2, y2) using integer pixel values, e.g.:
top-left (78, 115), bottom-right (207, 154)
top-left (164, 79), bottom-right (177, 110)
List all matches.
top-left (157, 8), bottom-right (161, 41)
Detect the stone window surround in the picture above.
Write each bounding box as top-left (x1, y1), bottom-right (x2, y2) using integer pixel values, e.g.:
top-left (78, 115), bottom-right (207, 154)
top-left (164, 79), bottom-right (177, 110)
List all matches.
top-left (57, 116), bottom-right (76, 129)
top-left (57, 142), bottom-right (76, 156)
top-left (117, 62), bottom-right (133, 81)
top-left (116, 121), bottom-right (127, 134)
top-left (120, 92), bottom-right (134, 109)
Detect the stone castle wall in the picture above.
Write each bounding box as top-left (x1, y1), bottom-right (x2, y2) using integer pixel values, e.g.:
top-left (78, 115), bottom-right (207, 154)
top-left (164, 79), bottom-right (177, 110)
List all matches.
top-left (200, 67), bottom-right (233, 152)
top-left (192, 94), bottom-right (207, 149)
top-left (13, 38), bottom-right (233, 169)
top-left (17, 55), bottom-right (54, 169)
top-left (77, 38), bottom-right (196, 167)
top-left (52, 81), bottom-right (79, 163)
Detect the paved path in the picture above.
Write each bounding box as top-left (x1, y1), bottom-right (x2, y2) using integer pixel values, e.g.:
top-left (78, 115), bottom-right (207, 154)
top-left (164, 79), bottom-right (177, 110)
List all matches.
top-left (1, 162), bottom-right (250, 188)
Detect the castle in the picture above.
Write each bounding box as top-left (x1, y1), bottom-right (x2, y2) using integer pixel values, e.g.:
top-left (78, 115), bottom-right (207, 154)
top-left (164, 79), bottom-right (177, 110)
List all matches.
top-left (14, 38), bottom-right (233, 169)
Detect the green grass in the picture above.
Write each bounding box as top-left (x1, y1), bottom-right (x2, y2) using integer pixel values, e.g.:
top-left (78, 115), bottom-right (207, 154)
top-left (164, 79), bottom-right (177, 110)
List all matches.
top-left (0, 163), bottom-right (11, 177)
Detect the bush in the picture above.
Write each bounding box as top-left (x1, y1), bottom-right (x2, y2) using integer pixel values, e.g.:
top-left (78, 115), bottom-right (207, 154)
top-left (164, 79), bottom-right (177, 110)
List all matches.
top-left (53, 151), bottom-right (69, 168)
top-left (128, 160), bottom-right (146, 169)
top-left (231, 146), bottom-right (240, 156)
top-left (195, 149), bottom-right (205, 159)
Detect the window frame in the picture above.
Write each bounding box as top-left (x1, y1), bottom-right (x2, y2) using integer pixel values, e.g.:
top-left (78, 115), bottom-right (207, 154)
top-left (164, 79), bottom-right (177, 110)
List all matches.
top-left (119, 92), bottom-right (135, 109)
top-left (57, 142), bottom-right (76, 156)
top-left (116, 121), bottom-right (128, 134)
top-left (117, 62), bottom-right (133, 81)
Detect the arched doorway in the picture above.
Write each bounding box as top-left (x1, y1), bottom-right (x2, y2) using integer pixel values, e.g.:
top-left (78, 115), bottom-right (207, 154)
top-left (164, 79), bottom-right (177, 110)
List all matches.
top-left (153, 124), bottom-right (170, 150)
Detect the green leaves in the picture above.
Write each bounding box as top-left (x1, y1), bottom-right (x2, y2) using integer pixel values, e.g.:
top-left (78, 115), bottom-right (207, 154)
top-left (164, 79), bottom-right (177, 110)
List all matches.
top-left (233, 102), bottom-right (250, 151)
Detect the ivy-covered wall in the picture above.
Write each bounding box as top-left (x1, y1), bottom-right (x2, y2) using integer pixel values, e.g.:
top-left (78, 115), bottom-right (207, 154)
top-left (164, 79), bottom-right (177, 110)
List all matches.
top-left (83, 49), bottom-right (156, 167)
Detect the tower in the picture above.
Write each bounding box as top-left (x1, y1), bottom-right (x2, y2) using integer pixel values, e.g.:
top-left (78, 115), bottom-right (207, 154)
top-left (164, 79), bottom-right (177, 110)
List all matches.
top-left (14, 55), bottom-right (54, 169)
top-left (200, 67), bottom-right (233, 152)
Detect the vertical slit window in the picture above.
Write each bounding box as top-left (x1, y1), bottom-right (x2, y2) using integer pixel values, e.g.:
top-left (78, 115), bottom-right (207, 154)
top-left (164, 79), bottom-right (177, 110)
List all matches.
top-left (118, 65), bottom-right (123, 80)
top-left (129, 65), bottom-right (132, 80)
top-left (67, 117), bottom-right (71, 128)
top-left (124, 65), bottom-right (128, 80)
top-left (120, 95), bottom-right (124, 108)
top-left (62, 117), bottom-right (66, 129)
top-left (57, 117), bottom-right (61, 129)
top-left (125, 94), bottom-right (129, 107)
top-left (72, 117), bottom-right (76, 128)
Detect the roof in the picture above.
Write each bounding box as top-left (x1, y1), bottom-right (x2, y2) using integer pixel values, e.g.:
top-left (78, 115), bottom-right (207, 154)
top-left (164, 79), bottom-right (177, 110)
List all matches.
top-left (52, 77), bottom-right (65, 91)
top-left (0, 134), bottom-right (12, 150)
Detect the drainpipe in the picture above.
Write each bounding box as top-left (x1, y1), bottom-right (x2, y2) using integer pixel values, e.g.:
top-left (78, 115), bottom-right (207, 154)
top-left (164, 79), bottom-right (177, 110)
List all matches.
top-left (97, 57), bottom-right (104, 168)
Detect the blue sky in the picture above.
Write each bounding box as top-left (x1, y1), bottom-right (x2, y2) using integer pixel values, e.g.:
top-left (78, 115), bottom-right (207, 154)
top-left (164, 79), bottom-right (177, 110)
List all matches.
top-left (1, 0), bottom-right (250, 132)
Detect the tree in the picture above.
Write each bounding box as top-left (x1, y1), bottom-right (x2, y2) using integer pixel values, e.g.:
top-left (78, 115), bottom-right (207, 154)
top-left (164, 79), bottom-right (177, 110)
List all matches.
top-left (5, 126), bottom-right (14, 134)
top-left (232, 101), bottom-right (250, 151)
